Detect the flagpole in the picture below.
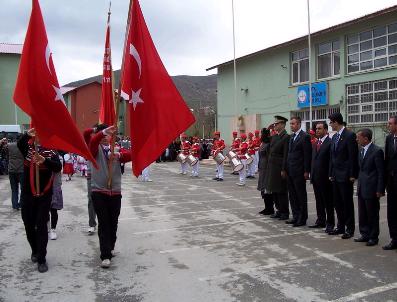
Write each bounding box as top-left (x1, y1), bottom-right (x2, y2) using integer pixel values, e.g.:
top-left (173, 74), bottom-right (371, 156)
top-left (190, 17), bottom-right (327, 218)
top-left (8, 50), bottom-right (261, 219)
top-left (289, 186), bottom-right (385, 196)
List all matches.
top-left (307, 0), bottom-right (313, 130)
top-left (34, 138), bottom-right (40, 196)
top-left (108, 0), bottom-right (133, 188)
top-left (232, 0), bottom-right (238, 133)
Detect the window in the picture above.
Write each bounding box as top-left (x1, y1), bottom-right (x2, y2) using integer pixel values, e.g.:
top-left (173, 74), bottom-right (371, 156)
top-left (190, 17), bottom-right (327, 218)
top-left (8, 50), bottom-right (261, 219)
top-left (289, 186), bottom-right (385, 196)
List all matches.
top-left (347, 22), bottom-right (397, 73)
top-left (317, 40), bottom-right (340, 79)
top-left (291, 48), bottom-right (309, 84)
top-left (291, 105), bottom-right (340, 130)
top-left (346, 78), bottom-right (397, 124)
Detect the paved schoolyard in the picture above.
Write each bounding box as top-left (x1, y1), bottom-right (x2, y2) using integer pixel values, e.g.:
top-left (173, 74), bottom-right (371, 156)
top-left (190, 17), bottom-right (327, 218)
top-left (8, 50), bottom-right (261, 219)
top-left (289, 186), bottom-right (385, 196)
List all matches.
top-left (0, 161), bottom-right (396, 302)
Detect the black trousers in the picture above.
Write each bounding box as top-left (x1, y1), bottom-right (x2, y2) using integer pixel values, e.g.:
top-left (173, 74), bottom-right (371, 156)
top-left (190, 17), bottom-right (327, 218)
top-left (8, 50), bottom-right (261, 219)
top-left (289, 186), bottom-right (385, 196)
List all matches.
top-left (273, 192), bottom-right (289, 217)
top-left (49, 208), bottom-right (58, 229)
top-left (357, 193), bottom-right (380, 240)
top-left (92, 192), bottom-right (121, 260)
top-left (312, 180), bottom-right (335, 228)
top-left (333, 181), bottom-right (355, 234)
top-left (21, 193), bottom-right (52, 264)
top-left (386, 175), bottom-right (397, 241)
top-left (288, 175), bottom-right (308, 223)
top-left (260, 191), bottom-right (274, 212)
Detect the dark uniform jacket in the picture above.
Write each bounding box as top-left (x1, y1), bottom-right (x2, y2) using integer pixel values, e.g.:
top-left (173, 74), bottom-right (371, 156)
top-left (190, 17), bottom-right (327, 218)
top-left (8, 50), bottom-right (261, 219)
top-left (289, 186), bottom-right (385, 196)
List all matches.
top-left (265, 129), bottom-right (290, 193)
top-left (311, 136), bottom-right (331, 183)
top-left (329, 128), bottom-right (358, 182)
top-left (357, 143), bottom-right (385, 199)
top-left (385, 134), bottom-right (397, 177)
top-left (257, 142), bottom-right (270, 192)
top-left (287, 130), bottom-right (312, 177)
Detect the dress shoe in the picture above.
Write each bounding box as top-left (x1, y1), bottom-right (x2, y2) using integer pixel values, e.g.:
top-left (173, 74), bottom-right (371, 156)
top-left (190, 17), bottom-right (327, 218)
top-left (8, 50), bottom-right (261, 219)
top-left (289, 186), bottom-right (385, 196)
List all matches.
top-left (328, 229), bottom-right (344, 235)
top-left (38, 262), bottom-right (48, 273)
top-left (278, 215), bottom-right (289, 220)
top-left (270, 212), bottom-right (281, 219)
top-left (341, 233), bottom-right (353, 239)
top-left (212, 177), bottom-right (219, 180)
top-left (261, 209), bottom-right (274, 215)
top-left (382, 241), bottom-right (397, 250)
top-left (217, 178), bottom-right (223, 181)
top-left (258, 209), bottom-right (266, 215)
top-left (293, 222), bottom-right (306, 227)
top-left (31, 254), bottom-right (38, 263)
top-left (354, 236), bottom-right (369, 243)
top-left (309, 223), bottom-right (326, 229)
top-left (366, 239), bottom-right (378, 246)
top-left (285, 219), bottom-right (297, 225)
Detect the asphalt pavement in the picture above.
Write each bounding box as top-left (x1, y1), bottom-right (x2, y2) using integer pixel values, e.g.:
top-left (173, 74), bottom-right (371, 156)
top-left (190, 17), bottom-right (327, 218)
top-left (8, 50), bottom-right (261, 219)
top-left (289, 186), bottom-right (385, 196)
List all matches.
top-left (0, 161), bottom-right (396, 302)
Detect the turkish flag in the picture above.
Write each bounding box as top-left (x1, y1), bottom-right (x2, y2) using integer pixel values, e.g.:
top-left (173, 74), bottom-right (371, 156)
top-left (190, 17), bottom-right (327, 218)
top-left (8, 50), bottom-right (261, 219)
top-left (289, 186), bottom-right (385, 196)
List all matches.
top-left (99, 18), bottom-right (115, 126)
top-left (13, 0), bottom-right (96, 165)
top-left (120, 0), bottom-right (195, 177)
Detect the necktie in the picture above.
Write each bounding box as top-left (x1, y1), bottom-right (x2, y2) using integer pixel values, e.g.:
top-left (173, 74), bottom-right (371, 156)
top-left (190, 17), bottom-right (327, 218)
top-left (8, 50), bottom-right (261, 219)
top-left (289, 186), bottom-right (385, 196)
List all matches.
top-left (289, 133), bottom-right (296, 150)
top-left (394, 136), bottom-right (397, 152)
top-left (316, 139), bottom-right (322, 152)
top-left (334, 133), bottom-right (340, 150)
top-left (360, 147), bottom-right (365, 160)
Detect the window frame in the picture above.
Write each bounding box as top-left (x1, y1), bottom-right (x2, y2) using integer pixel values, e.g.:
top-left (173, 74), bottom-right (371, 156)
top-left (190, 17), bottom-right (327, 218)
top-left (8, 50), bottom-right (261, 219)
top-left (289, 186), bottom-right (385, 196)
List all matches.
top-left (347, 22), bottom-right (397, 74)
top-left (291, 48), bottom-right (309, 85)
top-left (346, 77), bottom-right (397, 125)
top-left (317, 40), bottom-right (340, 80)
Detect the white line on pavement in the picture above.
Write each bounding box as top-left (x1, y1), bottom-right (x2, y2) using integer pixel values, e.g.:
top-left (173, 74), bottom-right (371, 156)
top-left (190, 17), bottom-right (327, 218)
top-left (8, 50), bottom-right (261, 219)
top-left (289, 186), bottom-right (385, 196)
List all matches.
top-left (120, 196), bottom-right (260, 209)
top-left (329, 282), bottom-right (397, 302)
top-left (198, 247), bottom-right (368, 282)
top-left (119, 205), bottom-right (263, 221)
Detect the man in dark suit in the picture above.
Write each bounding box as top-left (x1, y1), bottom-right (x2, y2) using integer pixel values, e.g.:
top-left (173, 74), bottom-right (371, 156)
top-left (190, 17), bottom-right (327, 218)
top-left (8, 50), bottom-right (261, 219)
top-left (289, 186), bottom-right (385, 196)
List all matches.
top-left (310, 121), bottom-right (334, 232)
top-left (286, 116), bottom-right (312, 227)
top-left (328, 113), bottom-right (358, 239)
top-left (265, 116), bottom-right (290, 220)
top-left (354, 129), bottom-right (384, 246)
top-left (383, 115), bottom-right (397, 250)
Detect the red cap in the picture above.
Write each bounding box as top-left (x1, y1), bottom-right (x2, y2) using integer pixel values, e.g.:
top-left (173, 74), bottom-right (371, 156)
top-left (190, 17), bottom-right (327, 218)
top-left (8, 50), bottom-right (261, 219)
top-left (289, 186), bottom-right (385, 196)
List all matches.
top-left (248, 132), bottom-right (254, 137)
top-left (181, 133), bottom-right (187, 138)
top-left (214, 131), bottom-right (220, 136)
top-left (232, 131), bottom-right (237, 135)
top-left (241, 133), bottom-right (247, 139)
top-left (309, 129), bottom-right (315, 135)
top-left (255, 130), bottom-right (260, 134)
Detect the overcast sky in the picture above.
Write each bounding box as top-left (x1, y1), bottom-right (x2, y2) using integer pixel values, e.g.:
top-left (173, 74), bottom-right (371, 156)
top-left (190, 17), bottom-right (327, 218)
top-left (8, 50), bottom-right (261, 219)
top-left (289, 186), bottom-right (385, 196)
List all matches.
top-left (0, 0), bottom-right (396, 85)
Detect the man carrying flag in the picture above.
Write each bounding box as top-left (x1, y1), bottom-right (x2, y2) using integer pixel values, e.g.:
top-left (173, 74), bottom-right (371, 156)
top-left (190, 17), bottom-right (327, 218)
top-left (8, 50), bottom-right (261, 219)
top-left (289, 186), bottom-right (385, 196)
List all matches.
top-left (13, 0), bottom-right (96, 272)
top-left (120, 0), bottom-right (195, 177)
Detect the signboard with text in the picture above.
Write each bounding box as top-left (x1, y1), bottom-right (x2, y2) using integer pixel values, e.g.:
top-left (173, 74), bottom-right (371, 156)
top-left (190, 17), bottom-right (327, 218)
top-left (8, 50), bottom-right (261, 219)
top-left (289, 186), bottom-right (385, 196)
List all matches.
top-left (297, 82), bottom-right (328, 108)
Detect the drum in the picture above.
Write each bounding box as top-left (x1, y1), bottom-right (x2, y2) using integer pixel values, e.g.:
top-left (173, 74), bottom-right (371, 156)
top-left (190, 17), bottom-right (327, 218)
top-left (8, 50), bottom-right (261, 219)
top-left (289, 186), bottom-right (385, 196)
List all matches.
top-left (245, 153), bottom-right (254, 165)
top-left (177, 153), bottom-right (187, 164)
top-left (214, 152), bottom-right (226, 164)
top-left (230, 157), bottom-right (244, 172)
top-left (186, 154), bottom-right (198, 166)
top-left (227, 150), bottom-right (238, 160)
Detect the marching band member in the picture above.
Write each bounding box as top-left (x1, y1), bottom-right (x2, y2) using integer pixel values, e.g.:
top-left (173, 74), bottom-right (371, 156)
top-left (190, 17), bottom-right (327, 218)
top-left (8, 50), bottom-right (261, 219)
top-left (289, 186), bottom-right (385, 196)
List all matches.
top-left (237, 133), bottom-right (248, 186)
top-left (230, 131), bottom-right (240, 175)
top-left (212, 131), bottom-right (225, 181)
top-left (247, 132), bottom-right (256, 179)
top-left (254, 130), bottom-right (261, 174)
top-left (180, 133), bottom-right (191, 175)
top-left (190, 137), bottom-right (200, 177)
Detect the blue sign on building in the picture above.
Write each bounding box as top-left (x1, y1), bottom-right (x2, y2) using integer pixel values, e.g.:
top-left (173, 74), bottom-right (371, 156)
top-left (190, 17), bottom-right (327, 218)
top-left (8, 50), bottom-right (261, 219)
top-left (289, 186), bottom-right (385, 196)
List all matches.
top-left (297, 82), bottom-right (328, 108)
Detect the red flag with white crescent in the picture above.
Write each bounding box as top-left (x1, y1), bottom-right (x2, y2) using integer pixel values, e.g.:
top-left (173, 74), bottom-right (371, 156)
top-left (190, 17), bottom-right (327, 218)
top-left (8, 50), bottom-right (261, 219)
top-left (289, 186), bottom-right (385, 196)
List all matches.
top-left (13, 0), bottom-right (96, 165)
top-left (99, 16), bottom-right (115, 126)
top-left (120, 0), bottom-right (195, 177)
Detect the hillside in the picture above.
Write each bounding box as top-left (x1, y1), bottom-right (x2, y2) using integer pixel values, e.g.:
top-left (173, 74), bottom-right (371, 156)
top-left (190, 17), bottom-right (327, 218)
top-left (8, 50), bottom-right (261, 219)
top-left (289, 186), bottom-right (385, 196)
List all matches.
top-left (64, 71), bottom-right (217, 110)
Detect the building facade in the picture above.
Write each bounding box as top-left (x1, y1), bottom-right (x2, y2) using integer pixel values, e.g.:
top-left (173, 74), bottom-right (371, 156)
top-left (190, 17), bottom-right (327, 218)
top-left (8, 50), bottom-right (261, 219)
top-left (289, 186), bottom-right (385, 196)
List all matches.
top-left (0, 43), bottom-right (30, 129)
top-left (208, 6), bottom-right (397, 145)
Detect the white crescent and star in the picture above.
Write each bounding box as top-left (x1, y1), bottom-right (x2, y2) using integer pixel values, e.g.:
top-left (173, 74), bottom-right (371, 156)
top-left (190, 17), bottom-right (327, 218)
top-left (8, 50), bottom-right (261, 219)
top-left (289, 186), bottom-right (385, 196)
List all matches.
top-left (45, 44), bottom-right (52, 75)
top-left (44, 43), bottom-right (65, 105)
top-left (129, 43), bottom-right (142, 79)
top-left (129, 88), bottom-right (144, 110)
